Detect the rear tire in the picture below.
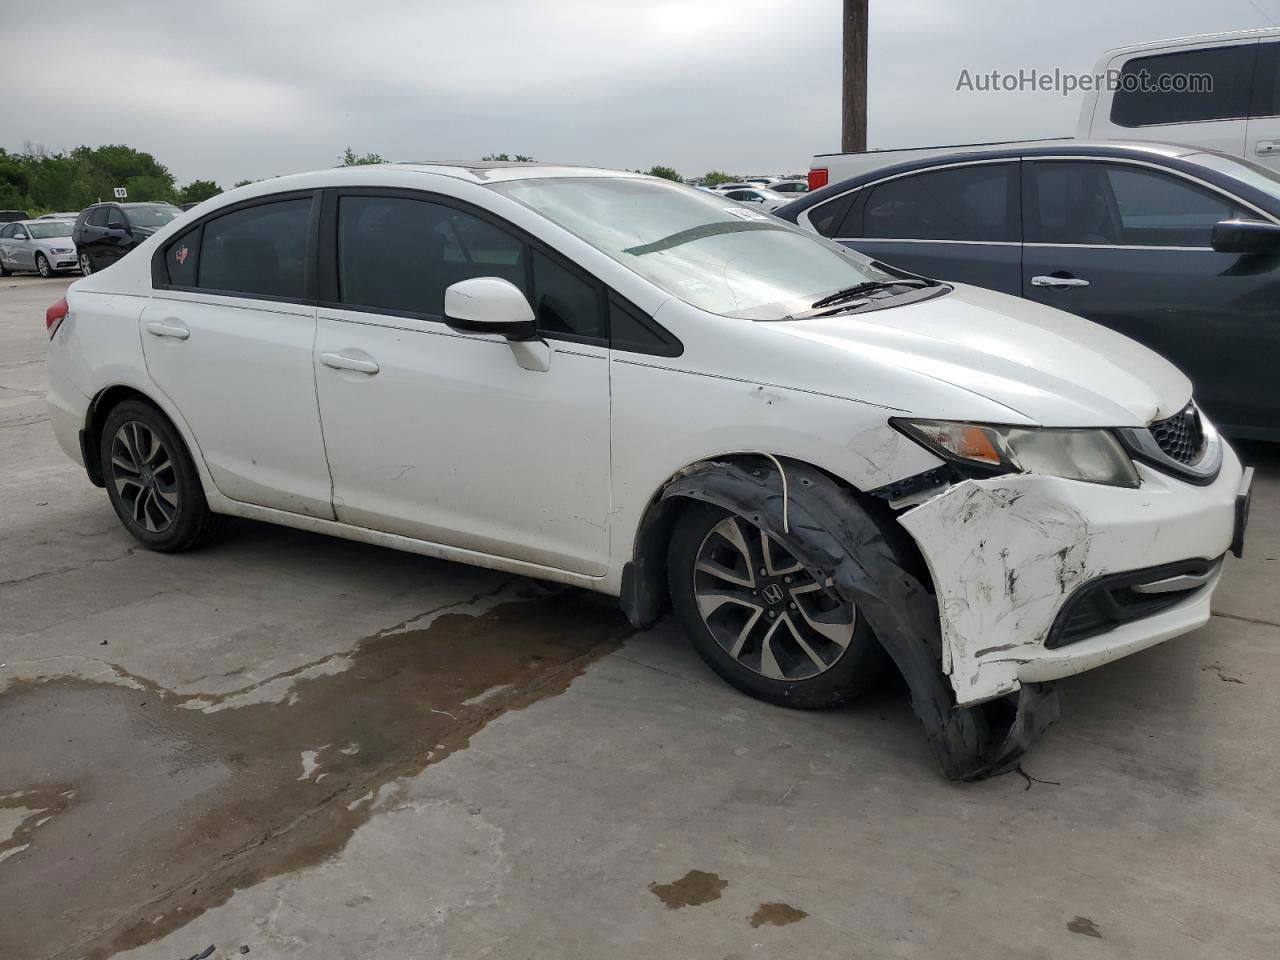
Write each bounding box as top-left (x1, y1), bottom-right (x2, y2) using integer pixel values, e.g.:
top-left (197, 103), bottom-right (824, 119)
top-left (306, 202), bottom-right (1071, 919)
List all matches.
top-left (99, 399), bottom-right (220, 552)
top-left (668, 501), bottom-right (887, 709)
top-left (0, 257), bottom-right (9, 277)
top-left (79, 252), bottom-right (93, 276)
top-left (35, 253), bottom-right (50, 278)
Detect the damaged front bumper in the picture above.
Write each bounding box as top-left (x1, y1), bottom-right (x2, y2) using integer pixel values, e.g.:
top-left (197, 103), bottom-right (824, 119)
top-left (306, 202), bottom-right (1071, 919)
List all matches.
top-left (896, 447), bottom-right (1245, 708)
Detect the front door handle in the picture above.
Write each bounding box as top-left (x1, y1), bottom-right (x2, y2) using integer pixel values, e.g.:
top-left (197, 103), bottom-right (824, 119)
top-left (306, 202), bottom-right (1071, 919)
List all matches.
top-left (1031, 275), bottom-right (1090, 289)
top-left (144, 319), bottom-right (190, 340)
top-left (320, 351), bottom-right (379, 375)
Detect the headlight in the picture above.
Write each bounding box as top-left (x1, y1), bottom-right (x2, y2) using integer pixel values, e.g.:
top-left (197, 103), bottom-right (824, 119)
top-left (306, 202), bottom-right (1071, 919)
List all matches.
top-left (52, 247), bottom-right (73, 254)
top-left (893, 419), bottom-right (1141, 488)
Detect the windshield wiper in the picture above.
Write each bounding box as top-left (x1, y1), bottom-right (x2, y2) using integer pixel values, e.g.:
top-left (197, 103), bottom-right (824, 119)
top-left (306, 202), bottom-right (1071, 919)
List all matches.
top-left (810, 278), bottom-right (928, 310)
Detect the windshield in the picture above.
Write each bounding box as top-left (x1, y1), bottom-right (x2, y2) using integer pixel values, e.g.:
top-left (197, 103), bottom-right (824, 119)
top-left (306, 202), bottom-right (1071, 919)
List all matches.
top-left (125, 205), bottom-right (179, 227)
top-left (489, 177), bottom-right (896, 320)
top-left (27, 222), bottom-right (73, 239)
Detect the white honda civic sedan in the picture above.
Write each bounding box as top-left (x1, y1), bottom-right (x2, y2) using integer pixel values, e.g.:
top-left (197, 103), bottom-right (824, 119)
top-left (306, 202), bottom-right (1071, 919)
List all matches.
top-left (44, 163), bottom-right (1251, 778)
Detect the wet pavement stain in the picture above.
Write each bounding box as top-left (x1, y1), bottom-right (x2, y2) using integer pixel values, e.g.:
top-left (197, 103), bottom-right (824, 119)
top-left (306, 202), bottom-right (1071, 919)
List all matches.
top-left (1067, 915), bottom-right (1103, 938)
top-left (748, 902), bottom-right (808, 928)
top-left (0, 588), bottom-right (632, 960)
top-left (649, 869), bottom-right (729, 909)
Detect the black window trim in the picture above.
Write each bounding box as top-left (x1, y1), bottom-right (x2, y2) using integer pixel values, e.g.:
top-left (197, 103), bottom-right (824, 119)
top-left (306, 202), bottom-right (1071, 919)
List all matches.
top-left (151, 189), bottom-right (321, 305)
top-left (1108, 41), bottom-right (1260, 129)
top-left (803, 157), bottom-right (1023, 245)
top-left (317, 186), bottom-right (681, 355)
top-left (1020, 154), bottom-right (1278, 250)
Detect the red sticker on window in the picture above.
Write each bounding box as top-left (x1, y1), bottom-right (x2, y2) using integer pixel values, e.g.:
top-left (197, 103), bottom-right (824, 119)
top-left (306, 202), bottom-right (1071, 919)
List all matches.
top-left (175, 245), bottom-right (189, 265)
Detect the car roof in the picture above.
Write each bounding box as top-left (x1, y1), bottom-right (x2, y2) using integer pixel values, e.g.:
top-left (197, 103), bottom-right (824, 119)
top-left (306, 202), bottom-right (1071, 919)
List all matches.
top-left (359, 161), bottom-right (645, 184)
top-left (777, 140), bottom-right (1280, 224)
top-left (1097, 25), bottom-right (1280, 60)
top-left (13, 218), bottom-right (73, 226)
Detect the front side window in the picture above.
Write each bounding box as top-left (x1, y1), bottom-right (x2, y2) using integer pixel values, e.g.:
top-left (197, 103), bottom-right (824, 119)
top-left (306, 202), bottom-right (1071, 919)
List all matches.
top-left (490, 177), bottom-right (895, 321)
top-left (858, 163), bottom-right (1014, 242)
top-left (198, 197), bottom-right (311, 298)
top-left (27, 222), bottom-right (73, 239)
top-left (337, 195), bottom-right (525, 316)
top-left (1111, 44), bottom-right (1257, 127)
top-left (1028, 161), bottom-right (1246, 247)
top-left (12, 225), bottom-right (28, 239)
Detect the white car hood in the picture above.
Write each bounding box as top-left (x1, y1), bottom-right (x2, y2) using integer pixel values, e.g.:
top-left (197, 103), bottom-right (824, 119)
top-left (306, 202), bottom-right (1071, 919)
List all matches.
top-left (773, 282), bottom-right (1191, 427)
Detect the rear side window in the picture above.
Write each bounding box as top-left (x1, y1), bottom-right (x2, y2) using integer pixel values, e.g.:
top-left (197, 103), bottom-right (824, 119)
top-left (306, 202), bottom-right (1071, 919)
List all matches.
top-left (87, 207), bottom-right (108, 228)
top-left (0, 225), bottom-right (13, 239)
top-left (1111, 44), bottom-right (1257, 127)
top-left (197, 198), bottom-right (311, 299)
top-left (337, 195), bottom-right (526, 316)
top-left (1027, 161), bottom-right (1247, 247)
top-left (858, 163), bottom-right (1014, 241)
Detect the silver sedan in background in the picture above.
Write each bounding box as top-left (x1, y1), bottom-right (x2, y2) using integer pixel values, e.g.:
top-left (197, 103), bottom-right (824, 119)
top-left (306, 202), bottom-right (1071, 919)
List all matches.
top-left (0, 219), bottom-right (80, 277)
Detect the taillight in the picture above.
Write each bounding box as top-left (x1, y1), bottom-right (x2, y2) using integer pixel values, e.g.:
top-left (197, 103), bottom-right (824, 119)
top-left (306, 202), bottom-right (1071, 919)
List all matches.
top-left (46, 297), bottom-right (68, 339)
top-left (808, 168), bottom-right (829, 191)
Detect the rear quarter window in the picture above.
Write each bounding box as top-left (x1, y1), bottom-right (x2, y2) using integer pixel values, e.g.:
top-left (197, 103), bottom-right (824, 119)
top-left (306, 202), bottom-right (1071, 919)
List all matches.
top-left (1110, 44), bottom-right (1257, 127)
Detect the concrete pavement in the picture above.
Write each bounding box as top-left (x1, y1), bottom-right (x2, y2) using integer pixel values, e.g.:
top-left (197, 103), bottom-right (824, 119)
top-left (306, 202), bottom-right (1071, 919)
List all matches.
top-left (3, 275), bottom-right (1279, 959)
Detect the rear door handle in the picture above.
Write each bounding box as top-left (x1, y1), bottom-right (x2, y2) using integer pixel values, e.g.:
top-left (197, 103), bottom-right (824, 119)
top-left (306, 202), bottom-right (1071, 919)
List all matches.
top-left (319, 351), bottom-right (379, 375)
top-left (1256, 139), bottom-right (1280, 156)
top-left (1031, 275), bottom-right (1090, 289)
top-left (144, 319), bottom-right (190, 340)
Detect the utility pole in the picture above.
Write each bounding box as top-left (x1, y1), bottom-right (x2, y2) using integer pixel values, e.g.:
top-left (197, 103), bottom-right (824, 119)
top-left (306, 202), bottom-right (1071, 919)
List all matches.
top-left (842, 0), bottom-right (868, 153)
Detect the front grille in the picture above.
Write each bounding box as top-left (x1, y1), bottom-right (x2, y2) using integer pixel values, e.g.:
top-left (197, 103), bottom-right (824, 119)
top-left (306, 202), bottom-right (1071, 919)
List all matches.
top-left (1046, 558), bottom-right (1216, 649)
top-left (1149, 404), bottom-right (1205, 465)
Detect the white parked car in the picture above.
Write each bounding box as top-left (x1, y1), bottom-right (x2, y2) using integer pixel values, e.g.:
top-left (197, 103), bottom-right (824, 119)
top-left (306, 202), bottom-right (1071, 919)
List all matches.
top-left (714, 185), bottom-right (790, 211)
top-left (44, 163), bottom-right (1251, 778)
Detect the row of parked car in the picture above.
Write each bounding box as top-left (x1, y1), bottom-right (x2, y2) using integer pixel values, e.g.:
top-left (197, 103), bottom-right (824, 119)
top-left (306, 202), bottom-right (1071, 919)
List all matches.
top-left (699, 176), bottom-right (808, 211)
top-left (0, 202), bottom-right (182, 278)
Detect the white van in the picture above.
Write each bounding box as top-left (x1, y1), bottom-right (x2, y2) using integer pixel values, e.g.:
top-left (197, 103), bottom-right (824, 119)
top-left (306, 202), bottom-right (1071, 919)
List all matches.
top-left (1079, 27), bottom-right (1280, 170)
top-left (808, 27), bottom-right (1280, 190)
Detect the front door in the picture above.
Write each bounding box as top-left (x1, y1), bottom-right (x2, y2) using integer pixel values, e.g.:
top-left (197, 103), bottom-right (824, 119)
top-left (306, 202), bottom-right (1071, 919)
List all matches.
top-left (313, 191), bottom-right (611, 575)
top-left (141, 193), bottom-right (333, 516)
top-left (1021, 158), bottom-right (1280, 437)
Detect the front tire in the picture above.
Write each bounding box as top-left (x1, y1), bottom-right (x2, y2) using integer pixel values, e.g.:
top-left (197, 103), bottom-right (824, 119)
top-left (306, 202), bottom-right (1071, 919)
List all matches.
top-left (35, 253), bottom-right (51, 278)
top-left (668, 502), bottom-right (886, 709)
top-left (99, 399), bottom-right (220, 552)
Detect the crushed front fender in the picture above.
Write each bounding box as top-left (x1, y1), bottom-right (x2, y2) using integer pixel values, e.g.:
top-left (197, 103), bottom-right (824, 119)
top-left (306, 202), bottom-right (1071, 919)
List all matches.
top-left (659, 458), bottom-right (1058, 781)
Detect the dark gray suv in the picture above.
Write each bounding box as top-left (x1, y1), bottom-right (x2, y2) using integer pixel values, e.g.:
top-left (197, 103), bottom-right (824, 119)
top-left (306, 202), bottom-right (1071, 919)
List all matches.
top-left (73, 202), bottom-right (180, 276)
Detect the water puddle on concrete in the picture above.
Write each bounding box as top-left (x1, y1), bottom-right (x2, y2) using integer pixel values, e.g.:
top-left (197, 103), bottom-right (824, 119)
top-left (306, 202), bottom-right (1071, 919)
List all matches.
top-left (0, 589), bottom-right (632, 960)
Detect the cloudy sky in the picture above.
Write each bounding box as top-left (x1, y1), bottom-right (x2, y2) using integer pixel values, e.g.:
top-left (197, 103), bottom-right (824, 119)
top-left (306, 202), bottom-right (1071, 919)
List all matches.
top-left (5, 0), bottom-right (1278, 185)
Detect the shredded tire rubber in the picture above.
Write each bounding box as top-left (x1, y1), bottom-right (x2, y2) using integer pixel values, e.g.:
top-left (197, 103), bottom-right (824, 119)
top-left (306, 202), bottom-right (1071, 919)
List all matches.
top-left (654, 458), bottom-right (1058, 781)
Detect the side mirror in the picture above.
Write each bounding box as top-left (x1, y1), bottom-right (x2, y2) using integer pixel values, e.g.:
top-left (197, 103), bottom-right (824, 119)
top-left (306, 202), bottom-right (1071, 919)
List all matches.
top-left (444, 277), bottom-right (536, 340)
top-left (1211, 218), bottom-right (1280, 254)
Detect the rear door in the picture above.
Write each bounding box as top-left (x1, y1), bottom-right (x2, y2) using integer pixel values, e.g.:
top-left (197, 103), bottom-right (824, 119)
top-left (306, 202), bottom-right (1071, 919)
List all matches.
top-left (141, 192), bottom-right (334, 516)
top-left (312, 190), bottom-right (611, 575)
top-left (1021, 157), bottom-right (1278, 436)
top-left (818, 160), bottom-right (1023, 294)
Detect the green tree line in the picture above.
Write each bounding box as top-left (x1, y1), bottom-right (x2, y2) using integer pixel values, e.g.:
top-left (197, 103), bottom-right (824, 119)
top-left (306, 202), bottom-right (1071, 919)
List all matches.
top-left (0, 144), bottom-right (222, 213)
